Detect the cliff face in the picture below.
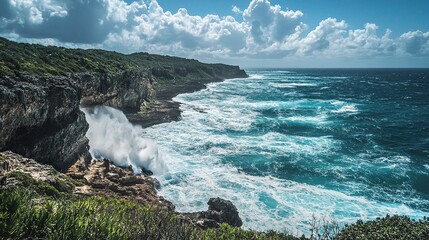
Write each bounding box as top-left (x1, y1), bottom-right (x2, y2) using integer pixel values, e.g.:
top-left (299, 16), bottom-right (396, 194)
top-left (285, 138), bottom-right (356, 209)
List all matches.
top-left (0, 75), bottom-right (89, 170)
top-left (74, 71), bottom-right (154, 112)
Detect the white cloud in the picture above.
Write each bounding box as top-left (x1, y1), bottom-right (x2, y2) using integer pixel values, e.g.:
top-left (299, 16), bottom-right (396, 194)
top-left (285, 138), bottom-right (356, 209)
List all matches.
top-left (243, 0), bottom-right (304, 45)
top-left (298, 18), bottom-right (347, 55)
top-left (399, 30), bottom-right (429, 56)
top-left (1, 0), bottom-right (428, 63)
top-left (232, 5), bottom-right (242, 14)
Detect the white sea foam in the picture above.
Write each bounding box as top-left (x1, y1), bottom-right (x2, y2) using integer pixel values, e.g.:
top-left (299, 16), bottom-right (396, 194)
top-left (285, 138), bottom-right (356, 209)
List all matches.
top-left (81, 106), bottom-right (167, 175)
top-left (286, 115), bottom-right (329, 125)
top-left (249, 74), bottom-right (266, 79)
top-left (378, 156), bottom-right (411, 164)
top-left (269, 82), bottom-right (317, 88)
top-left (142, 71), bottom-right (429, 235)
top-left (331, 100), bottom-right (344, 105)
top-left (332, 105), bottom-right (358, 113)
top-left (152, 140), bottom-right (427, 235)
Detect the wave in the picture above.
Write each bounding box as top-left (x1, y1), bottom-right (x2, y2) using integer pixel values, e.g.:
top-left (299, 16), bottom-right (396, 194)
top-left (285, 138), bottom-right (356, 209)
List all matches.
top-left (249, 74), bottom-right (266, 80)
top-left (332, 105), bottom-right (358, 113)
top-left (143, 69), bottom-right (429, 235)
top-left (154, 142), bottom-right (427, 234)
top-left (285, 115), bottom-right (329, 125)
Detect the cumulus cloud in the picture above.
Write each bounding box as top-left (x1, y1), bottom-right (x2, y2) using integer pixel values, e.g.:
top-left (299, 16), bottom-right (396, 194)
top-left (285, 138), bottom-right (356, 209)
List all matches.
top-left (399, 30), bottom-right (429, 56)
top-left (1, 0), bottom-right (428, 60)
top-left (299, 18), bottom-right (347, 54)
top-left (243, 0), bottom-right (304, 44)
top-left (0, 0), bottom-right (129, 43)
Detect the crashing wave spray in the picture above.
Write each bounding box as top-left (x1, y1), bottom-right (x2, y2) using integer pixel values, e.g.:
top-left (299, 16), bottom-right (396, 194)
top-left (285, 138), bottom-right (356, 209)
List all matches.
top-left (81, 106), bottom-right (167, 175)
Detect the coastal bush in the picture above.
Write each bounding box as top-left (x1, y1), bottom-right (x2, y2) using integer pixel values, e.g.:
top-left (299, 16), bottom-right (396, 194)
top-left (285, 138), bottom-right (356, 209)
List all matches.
top-left (334, 215), bottom-right (429, 240)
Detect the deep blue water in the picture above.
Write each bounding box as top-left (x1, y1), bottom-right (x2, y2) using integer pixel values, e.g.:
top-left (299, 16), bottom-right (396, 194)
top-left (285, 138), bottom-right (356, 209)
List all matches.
top-left (145, 69), bottom-right (429, 234)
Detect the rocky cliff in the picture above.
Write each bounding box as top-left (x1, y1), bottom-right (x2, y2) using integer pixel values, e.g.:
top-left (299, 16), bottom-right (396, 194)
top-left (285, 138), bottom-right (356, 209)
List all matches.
top-left (0, 37), bottom-right (247, 170)
top-left (0, 74), bottom-right (89, 170)
top-left (74, 70), bottom-right (154, 112)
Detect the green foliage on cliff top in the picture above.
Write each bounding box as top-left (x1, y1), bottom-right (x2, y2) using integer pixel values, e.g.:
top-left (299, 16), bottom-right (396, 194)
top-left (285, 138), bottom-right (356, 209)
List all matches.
top-left (0, 37), bottom-right (236, 78)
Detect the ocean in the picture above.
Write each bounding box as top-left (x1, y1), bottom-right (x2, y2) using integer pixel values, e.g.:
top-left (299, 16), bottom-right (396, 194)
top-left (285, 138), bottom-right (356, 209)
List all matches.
top-left (140, 69), bottom-right (429, 234)
top-left (123, 69), bottom-right (429, 234)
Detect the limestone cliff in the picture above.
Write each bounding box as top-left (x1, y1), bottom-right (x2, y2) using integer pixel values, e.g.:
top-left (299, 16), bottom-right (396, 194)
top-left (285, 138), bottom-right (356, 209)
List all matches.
top-left (0, 37), bottom-right (247, 170)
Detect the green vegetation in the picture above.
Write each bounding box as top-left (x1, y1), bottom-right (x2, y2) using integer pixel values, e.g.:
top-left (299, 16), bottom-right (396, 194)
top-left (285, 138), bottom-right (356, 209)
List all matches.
top-left (0, 188), bottom-right (301, 240)
top-left (0, 37), bottom-right (231, 81)
top-left (335, 215), bottom-right (429, 240)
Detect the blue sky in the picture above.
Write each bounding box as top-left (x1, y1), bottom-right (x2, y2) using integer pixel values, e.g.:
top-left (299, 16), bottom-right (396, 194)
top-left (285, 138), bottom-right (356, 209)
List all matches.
top-left (1, 0), bottom-right (428, 67)
top-left (151, 0), bottom-right (429, 37)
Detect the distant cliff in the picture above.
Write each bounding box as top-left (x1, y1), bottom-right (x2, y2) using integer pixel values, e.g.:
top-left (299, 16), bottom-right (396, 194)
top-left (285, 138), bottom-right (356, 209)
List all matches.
top-left (0, 37), bottom-right (247, 170)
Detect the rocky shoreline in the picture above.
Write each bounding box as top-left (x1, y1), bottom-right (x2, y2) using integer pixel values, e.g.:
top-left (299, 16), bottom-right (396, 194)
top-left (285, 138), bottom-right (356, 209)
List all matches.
top-left (126, 72), bottom-right (241, 128)
top-left (0, 36), bottom-right (249, 230)
top-left (0, 151), bottom-right (243, 229)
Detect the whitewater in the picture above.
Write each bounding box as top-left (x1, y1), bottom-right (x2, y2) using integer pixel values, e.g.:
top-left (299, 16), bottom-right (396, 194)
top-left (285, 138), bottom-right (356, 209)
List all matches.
top-left (85, 69), bottom-right (429, 235)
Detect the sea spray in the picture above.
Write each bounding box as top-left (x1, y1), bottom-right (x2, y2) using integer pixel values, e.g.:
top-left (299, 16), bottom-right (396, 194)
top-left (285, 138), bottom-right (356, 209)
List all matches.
top-left (81, 105), bottom-right (167, 175)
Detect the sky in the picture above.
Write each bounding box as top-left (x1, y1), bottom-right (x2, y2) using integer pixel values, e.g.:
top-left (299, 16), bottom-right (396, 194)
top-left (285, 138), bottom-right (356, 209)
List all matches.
top-left (1, 0), bottom-right (428, 68)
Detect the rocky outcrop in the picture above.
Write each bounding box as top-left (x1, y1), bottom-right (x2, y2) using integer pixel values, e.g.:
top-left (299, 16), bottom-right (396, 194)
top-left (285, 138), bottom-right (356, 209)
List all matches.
top-left (0, 75), bottom-right (89, 170)
top-left (1, 151), bottom-right (243, 229)
top-left (65, 156), bottom-right (174, 210)
top-left (179, 197), bottom-right (243, 229)
top-left (0, 151), bottom-right (78, 194)
top-left (0, 151), bottom-right (174, 210)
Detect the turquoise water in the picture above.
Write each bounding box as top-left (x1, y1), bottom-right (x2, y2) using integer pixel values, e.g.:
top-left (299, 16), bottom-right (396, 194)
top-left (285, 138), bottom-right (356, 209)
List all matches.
top-left (145, 69), bottom-right (429, 234)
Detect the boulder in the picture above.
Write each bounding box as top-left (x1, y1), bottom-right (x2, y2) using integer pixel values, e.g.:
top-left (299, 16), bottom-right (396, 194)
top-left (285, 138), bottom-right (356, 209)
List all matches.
top-left (179, 197), bottom-right (243, 229)
top-left (207, 197), bottom-right (243, 227)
